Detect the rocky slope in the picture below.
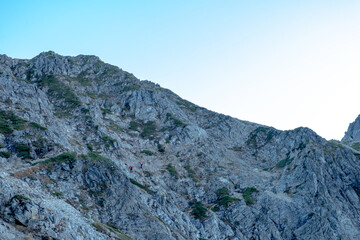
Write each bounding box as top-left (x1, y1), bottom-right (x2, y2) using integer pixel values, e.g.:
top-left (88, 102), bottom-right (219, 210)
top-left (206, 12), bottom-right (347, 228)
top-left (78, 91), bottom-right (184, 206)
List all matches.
top-left (0, 51), bottom-right (360, 239)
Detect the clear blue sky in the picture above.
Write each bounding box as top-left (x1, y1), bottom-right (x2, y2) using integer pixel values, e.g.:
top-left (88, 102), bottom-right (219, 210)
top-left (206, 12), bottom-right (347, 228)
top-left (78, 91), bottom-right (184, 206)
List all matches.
top-left (1, 0), bottom-right (360, 140)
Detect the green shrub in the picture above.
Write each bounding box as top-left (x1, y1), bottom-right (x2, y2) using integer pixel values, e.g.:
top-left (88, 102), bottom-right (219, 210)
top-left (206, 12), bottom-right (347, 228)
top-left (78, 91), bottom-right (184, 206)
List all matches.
top-left (166, 164), bottom-right (177, 178)
top-left (86, 143), bottom-right (93, 151)
top-left (52, 192), bottom-right (62, 197)
top-left (129, 121), bottom-right (139, 131)
top-left (15, 144), bottom-right (32, 159)
top-left (141, 121), bottom-right (156, 138)
top-left (276, 157), bottom-right (293, 168)
top-left (352, 142), bottom-right (360, 151)
top-left (29, 122), bottom-right (47, 130)
top-left (141, 150), bottom-right (153, 156)
top-left (0, 110), bottom-right (28, 134)
top-left (0, 122), bottom-right (13, 135)
top-left (0, 151), bottom-right (10, 158)
top-left (215, 187), bottom-right (239, 207)
top-left (101, 108), bottom-right (112, 115)
top-left (242, 187), bottom-right (258, 205)
top-left (40, 152), bottom-right (77, 165)
top-left (12, 194), bottom-right (31, 201)
top-left (166, 113), bottom-right (186, 128)
top-left (81, 108), bottom-right (90, 114)
top-left (191, 201), bottom-right (207, 219)
top-left (102, 136), bottom-right (116, 147)
top-left (246, 127), bottom-right (275, 148)
top-left (176, 100), bottom-right (197, 112)
top-left (157, 144), bottom-right (165, 153)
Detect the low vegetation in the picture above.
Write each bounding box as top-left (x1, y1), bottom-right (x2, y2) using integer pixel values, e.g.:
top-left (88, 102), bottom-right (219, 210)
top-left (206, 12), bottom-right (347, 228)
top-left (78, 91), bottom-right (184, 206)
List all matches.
top-left (242, 187), bottom-right (258, 205)
top-left (15, 144), bottom-right (32, 159)
top-left (0, 110), bottom-right (28, 134)
top-left (184, 165), bottom-right (197, 181)
top-left (166, 113), bottom-right (186, 128)
top-left (0, 151), bottom-right (10, 158)
top-left (215, 187), bottom-right (239, 207)
top-left (276, 157), bottom-right (293, 168)
top-left (141, 150), bottom-right (153, 156)
top-left (191, 201), bottom-right (207, 219)
top-left (37, 75), bottom-right (81, 116)
top-left (40, 152), bottom-right (77, 165)
top-left (129, 178), bottom-right (155, 194)
top-left (157, 144), bottom-right (165, 153)
top-left (246, 127), bottom-right (276, 148)
top-left (166, 164), bottom-right (178, 178)
top-left (29, 122), bottom-right (47, 130)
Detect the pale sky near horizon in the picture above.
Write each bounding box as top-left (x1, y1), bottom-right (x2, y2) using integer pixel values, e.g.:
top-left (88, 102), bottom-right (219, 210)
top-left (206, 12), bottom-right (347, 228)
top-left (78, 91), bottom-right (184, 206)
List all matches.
top-left (1, 0), bottom-right (360, 140)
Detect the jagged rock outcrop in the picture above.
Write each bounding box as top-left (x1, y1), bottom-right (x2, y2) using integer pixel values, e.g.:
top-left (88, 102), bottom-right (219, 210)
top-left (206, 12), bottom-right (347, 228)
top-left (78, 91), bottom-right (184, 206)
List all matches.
top-left (343, 114), bottom-right (360, 143)
top-left (0, 51), bottom-right (360, 239)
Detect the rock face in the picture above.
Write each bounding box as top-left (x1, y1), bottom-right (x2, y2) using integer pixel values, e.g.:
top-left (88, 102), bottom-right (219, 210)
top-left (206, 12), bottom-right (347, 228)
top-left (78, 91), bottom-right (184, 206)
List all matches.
top-left (0, 51), bottom-right (360, 239)
top-left (343, 114), bottom-right (360, 142)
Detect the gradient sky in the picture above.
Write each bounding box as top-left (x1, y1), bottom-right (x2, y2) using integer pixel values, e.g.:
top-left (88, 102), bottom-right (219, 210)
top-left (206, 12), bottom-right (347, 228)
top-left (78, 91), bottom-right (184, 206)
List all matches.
top-left (1, 0), bottom-right (360, 140)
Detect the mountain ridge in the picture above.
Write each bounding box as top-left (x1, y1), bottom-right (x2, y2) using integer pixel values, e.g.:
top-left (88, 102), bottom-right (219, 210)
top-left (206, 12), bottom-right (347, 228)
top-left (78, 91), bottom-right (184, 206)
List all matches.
top-left (0, 52), bottom-right (359, 239)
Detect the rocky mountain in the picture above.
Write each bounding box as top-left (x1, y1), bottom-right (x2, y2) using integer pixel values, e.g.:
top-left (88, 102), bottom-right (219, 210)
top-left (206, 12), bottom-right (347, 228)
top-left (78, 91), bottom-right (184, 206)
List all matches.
top-left (0, 51), bottom-right (360, 240)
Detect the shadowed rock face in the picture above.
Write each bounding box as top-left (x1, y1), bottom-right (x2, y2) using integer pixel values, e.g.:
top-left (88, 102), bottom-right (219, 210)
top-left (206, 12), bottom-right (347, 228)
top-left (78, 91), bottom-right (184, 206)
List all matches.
top-left (0, 51), bottom-right (360, 239)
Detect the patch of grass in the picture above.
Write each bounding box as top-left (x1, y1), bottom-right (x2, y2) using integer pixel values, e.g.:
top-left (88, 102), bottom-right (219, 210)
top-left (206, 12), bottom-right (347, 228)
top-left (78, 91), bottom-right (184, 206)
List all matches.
top-left (284, 188), bottom-right (291, 194)
top-left (215, 187), bottom-right (239, 207)
top-left (184, 165), bottom-right (197, 181)
top-left (15, 144), bottom-right (32, 159)
top-left (166, 164), bottom-right (178, 178)
top-left (211, 205), bottom-right (220, 212)
top-left (84, 152), bottom-right (116, 171)
top-left (102, 136), bottom-right (116, 147)
top-left (352, 142), bottom-right (360, 151)
top-left (87, 152), bottom-right (110, 163)
top-left (129, 178), bottom-right (155, 194)
top-left (308, 212), bottom-right (315, 218)
top-left (0, 122), bottom-right (13, 135)
top-left (123, 84), bottom-right (140, 92)
top-left (86, 143), bottom-right (93, 151)
top-left (242, 187), bottom-right (258, 205)
top-left (176, 100), bottom-right (197, 112)
top-left (231, 146), bottom-right (242, 151)
top-left (129, 121), bottom-right (140, 131)
top-left (0, 110), bottom-right (28, 134)
top-left (12, 194), bottom-right (31, 201)
top-left (166, 113), bottom-right (186, 128)
top-left (40, 152), bottom-right (77, 165)
top-left (157, 144), bottom-right (165, 153)
top-left (29, 122), bottom-right (47, 130)
top-left (246, 127), bottom-right (275, 148)
top-left (141, 150), bottom-right (153, 156)
top-left (0, 151), bottom-right (11, 158)
top-left (141, 121), bottom-right (156, 138)
top-left (108, 120), bottom-right (123, 133)
top-left (191, 201), bottom-right (207, 220)
top-left (276, 157), bottom-right (293, 168)
top-left (32, 138), bottom-right (47, 148)
top-left (81, 108), bottom-right (90, 114)
top-left (51, 192), bottom-right (62, 197)
top-left (101, 108), bottom-right (112, 115)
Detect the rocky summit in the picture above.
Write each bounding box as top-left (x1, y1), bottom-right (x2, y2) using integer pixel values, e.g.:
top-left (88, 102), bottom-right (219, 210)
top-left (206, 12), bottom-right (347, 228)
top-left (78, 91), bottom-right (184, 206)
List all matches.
top-left (0, 51), bottom-right (360, 240)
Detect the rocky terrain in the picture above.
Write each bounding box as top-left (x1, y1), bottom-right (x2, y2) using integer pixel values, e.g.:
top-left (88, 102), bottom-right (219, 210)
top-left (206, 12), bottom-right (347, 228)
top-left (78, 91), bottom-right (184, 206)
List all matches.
top-left (0, 51), bottom-right (360, 239)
